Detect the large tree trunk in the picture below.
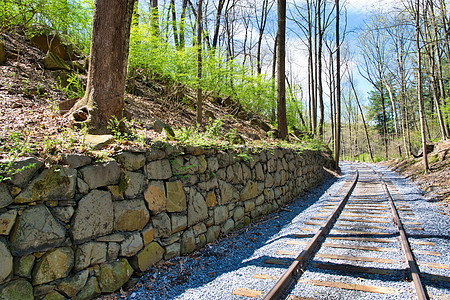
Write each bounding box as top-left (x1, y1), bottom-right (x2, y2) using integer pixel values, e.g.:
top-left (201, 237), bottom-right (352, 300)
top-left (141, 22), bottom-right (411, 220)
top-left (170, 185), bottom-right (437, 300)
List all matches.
top-left (317, 0), bottom-right (324, 137)
top-left (334, 0), bottom-right (341, 170)
top-left (277, 0), bottom-right (288, 139)
top-left (69, 0), bottom-right (135, 134)
top-left (196, 0), bottom-right (203, 125)
top-left (416, 0), bottom-right (429, 174)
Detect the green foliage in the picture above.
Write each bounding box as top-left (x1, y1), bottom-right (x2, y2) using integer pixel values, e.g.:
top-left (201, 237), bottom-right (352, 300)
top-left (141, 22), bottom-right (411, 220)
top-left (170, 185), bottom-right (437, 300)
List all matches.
top-left (57, 72), bottom-right (85, 98)
top-left (1, 0), bottom-right (93, 53)
top-left (174, 119), bottom-right (228, 147)
top-left (0, 130), bottom-right (34, 182)
top-left (127, 17), bottom-right (285, 124)
top-left (107, 116), bottom-right (145, 144)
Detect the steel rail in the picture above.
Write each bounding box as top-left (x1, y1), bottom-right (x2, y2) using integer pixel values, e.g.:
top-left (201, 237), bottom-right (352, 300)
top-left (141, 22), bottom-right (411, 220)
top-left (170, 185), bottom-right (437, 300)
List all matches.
top-left (263, 169), bottom-right (359, 300)
top-left (378, 175), bottom-right (430, 300)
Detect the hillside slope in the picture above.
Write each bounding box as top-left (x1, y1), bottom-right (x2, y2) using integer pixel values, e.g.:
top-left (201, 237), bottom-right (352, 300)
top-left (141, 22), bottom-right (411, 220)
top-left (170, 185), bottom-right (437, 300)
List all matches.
top-left (1, 31), bottom-right (282, 163)
top-left (384, 140), bottom-right (450, 215)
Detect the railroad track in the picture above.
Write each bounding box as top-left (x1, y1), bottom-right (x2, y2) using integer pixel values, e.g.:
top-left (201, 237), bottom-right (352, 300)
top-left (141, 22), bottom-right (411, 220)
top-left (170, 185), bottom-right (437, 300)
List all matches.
top-left (232, 164), bottom-right (450, 300)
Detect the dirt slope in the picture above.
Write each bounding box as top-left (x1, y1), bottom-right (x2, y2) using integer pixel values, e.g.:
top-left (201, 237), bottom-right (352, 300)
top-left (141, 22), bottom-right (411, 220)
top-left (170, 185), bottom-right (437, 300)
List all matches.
top-left (0, 31), bottom-right (275, 163)
top-left (382, 140), bottom-right (450, 215)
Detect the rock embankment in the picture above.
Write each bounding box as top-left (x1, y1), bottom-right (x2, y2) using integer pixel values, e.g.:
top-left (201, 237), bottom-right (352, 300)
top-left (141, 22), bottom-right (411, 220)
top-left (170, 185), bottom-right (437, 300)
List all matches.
top-left (0, 145), bottom-right (332, 299)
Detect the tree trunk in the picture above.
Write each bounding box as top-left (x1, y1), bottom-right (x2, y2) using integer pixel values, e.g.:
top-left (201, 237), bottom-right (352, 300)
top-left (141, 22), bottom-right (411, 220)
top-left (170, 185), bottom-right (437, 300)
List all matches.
top-left (334, 0), bottom-right (341, 170)
top-left (271, 34), bottom-right (278, 122)
top-left (317, 0), bottom-right (324, 137)
top-left (212, 0), bottom-right (226, 50)
top-left (277, 0), bottom-right (288, 139)
top-left (170, 0), bottom-right (179, 49)
top-left (379, 84), bottom-right (388, 160)
top-left (69, 0), bottom-right (135, 134)
top-left (349, 73), bottom-right (374, 162)
top-left (196, 0), bottom-right (203, 125)
top-left (416, 0), bottom-right (429, 173)
top-left (329, 48), bottom-right (335, 146)
top-left (179, 0), bottom-right (188, 50)
top-left (384, 82), bottom-right (399, 136)
top-left (150, 0), bottom-right (159, 36)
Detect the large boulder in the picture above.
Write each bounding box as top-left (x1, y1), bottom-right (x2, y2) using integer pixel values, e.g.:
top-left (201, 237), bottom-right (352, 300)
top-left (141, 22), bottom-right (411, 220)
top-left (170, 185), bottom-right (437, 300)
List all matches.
top-left (56, 270), bottom-right (89, 298)
top-left (43, 51), bottom-right (71, 71)
top-left (152, 212), bottom-right (171, 238)
top-left (0, 183), bottom-right (13, 209)
top-left (181, 228), bottom-right (196, 254)
top-left (31, 33), bottom-right (73, 60)
top-left (187, 189), bottom-right (208, 226)
top-left (0, 279), bottom-right (33, 300)
top-left (98, 258), bottom-right (133, 293)
top-left (218, 181), bottom-right (239, 205)
top-left (14, 165), bottom-right (76, 204)
top-left (32, 247), bottom-right (74, 285)
top-left (61, 154), bottom-right (91, 169)
top-left (124, 171), bottom-right (145, 199)
top-left (74, 276), bottom-right (100, 300)
top-left (13, 255), bottom-right (35, 279)
top-left (7, 157), bottom-right (44, 188)
top-left (114, 199), bottom-right (149, 231)
top-left (10, 205), bottom-right (66, 256)
top-left (74, 242), bottom-right (107, 271)
top-left (130, 242), bottom-right (164, 272)
top-left (115, 152), bottom-right (145, 171)
top-left (144, 181), bottom-right (166, 214)
top-left (120, 232), bottom-right (143, 257)
top-left (166, 181), bottom-right (186, 212)
top-left (80, 162), bottom-right (121, 189)
top-left (70, 190), bottom-right (113, 244)
top-left (0, 210), bottom-right (17, 235)
top-left (0, 240), bottom-right (13, 284)
top-left (144, 159), bottom-right (172, 180)
top-left (240, 181), bottom-right (258, 201)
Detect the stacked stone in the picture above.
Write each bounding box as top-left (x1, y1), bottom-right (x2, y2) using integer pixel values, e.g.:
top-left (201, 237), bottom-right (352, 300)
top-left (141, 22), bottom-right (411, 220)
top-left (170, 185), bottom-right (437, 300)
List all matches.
top-left (0, 146), bottom-right (331, 299)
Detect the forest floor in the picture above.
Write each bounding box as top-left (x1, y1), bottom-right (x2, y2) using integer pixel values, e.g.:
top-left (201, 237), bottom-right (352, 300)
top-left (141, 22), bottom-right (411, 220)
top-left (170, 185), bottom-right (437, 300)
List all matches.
top-left (0, 30), bottom-right (291, 166)
top-left (381, 140), bottom-right (450, 215)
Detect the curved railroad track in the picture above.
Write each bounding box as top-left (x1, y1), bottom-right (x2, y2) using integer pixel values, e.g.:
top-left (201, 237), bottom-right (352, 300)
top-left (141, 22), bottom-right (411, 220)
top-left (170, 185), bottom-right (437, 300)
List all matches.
top-left (232, 164), bottom-right (449, 300)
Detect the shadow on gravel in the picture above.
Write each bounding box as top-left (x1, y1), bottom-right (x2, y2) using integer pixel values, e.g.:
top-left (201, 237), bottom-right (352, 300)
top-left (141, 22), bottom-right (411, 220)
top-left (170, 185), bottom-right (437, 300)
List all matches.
top-left (118, 172), bottom-right (343, 299)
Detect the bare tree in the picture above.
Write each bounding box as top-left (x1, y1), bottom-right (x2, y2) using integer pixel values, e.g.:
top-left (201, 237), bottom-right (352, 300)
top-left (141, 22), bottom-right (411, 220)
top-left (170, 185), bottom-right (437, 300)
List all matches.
top-left (348, 71), bottom-right (374, 162)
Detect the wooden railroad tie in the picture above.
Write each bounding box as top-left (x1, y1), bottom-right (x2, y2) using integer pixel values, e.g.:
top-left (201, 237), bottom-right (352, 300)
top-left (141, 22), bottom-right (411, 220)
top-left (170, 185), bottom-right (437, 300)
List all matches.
top-left (298, 280), bottom-right (400, 295)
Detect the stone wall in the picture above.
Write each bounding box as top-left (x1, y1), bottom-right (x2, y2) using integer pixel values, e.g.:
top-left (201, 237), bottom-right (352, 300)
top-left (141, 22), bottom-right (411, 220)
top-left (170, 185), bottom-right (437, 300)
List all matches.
top-left (0, 145), bottom-right (332, 299)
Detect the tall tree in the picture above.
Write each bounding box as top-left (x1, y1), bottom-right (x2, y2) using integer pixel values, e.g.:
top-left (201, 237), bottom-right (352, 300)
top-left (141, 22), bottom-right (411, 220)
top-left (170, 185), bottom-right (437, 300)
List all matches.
top-left (196, 0), bottom-right (203, 125)
top-left (69, 0), bottom-right (135, 134)
top-left (277, 0), bottom-right (288, 139)
top-left (414, 0), bottom-right (429, 173)
top-left (358, 17), bottom-right (390, 160)
top-left (334, 0), bottom-right (341, 170)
